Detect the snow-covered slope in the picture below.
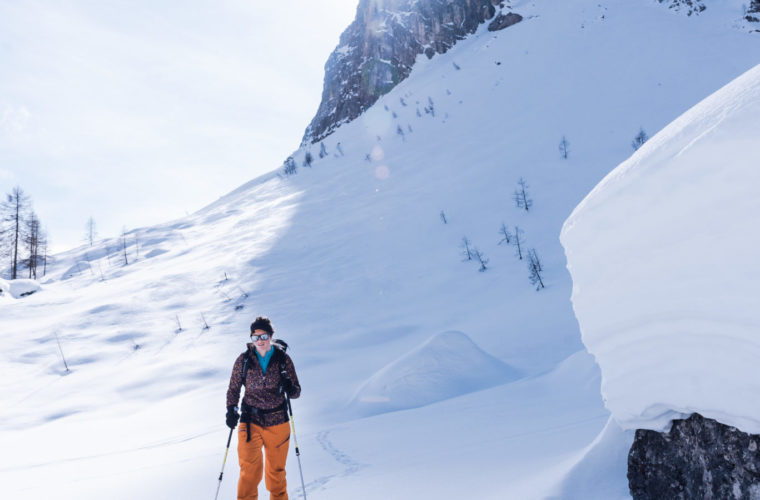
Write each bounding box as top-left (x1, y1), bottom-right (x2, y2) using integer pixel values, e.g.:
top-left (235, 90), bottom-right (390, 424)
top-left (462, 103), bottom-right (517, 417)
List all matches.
top-left (561, 63), bottom-right (760, 434)
top-left (2, 1), bottom-right (759, 498)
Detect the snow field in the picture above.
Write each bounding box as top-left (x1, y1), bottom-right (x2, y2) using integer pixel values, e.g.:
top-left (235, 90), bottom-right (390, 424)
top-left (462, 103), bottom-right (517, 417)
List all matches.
top-left (2, 1), bottom-right (760, 498)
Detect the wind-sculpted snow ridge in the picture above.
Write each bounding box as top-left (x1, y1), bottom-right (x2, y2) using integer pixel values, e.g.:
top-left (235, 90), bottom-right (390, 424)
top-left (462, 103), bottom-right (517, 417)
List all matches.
top-left (561, 63), bottom-right (760, 434)
top-left (347, 330), bottom-right (519, 417)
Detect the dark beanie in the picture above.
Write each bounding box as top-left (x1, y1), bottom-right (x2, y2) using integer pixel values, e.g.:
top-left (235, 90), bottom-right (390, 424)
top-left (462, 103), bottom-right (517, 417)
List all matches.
top-left (250, 316), bottom-right (274, 334)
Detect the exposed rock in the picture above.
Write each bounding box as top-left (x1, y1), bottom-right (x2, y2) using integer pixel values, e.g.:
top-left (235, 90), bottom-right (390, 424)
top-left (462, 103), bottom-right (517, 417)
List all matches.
top-left (302, 0), bottom-right (517, 146)
top-left (747, 0), bottom-right (760, 23)
top-left (628, 413), bottom-right (760, 500)
top-left (488, 12), bottom-right (523, 32)
top-left (657, 0), bottom-right (706, 16)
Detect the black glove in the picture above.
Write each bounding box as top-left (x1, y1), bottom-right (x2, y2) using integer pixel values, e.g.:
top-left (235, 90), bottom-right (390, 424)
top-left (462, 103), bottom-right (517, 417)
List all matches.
top-left (226, 405), bottom-right (240, 429)
top-left (279, 377), bottom-right (295, 397)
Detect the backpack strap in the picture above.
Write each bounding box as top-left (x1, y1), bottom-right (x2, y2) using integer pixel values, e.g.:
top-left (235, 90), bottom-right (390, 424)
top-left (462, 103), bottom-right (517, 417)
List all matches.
top-left (272, 342), bottom-right (288, 381)
top-left (272, 343), bottom-right (295, 400)
top-left (240, 350), bottom-right (254, 442)
top-left (241, 350), bottom-right (252, 388)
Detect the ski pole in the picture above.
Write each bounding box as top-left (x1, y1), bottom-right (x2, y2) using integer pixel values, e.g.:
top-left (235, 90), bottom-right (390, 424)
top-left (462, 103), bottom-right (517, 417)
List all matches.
top-left (286, 394), bottom-right (307, 500)
top-left (214, 426), bottom-right (235, 500)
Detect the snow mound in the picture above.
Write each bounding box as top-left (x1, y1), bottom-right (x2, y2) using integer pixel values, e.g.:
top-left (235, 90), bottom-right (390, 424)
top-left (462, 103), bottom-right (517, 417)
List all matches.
top-left (560, 64), bottom-right (760, 433)
top-left (347, 330), bottom-right (520, 417)
top-left (1, 279), bottom-right (41, 298)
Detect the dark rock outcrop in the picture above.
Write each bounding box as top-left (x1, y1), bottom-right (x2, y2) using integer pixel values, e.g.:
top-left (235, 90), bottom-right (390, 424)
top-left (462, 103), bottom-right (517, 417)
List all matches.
top-left (301, 0), bottom-right (523, 146)
top-left (658, 0), bottom-right (707, 16)
top-left (488, 12), bottom-right (523, 32)
top-left (747, 0), bottom-right (760, 23)
top-left (628, 413), bottom-right (760, 500)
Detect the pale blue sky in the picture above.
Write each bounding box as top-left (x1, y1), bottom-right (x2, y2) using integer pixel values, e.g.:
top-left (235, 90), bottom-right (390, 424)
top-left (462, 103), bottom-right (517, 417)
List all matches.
top-left (0, 0), bottom-right (358, 252)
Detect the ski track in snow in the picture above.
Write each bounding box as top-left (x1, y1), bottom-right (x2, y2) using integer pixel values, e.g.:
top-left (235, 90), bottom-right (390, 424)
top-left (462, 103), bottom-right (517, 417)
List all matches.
top-left (296, 430), bottom-right (366, 497)
top-left (316, 430), bottom-right (363, 474)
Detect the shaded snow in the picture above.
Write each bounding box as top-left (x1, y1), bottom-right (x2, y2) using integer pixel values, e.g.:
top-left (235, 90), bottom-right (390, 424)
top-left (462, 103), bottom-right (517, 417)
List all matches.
top-left (548, 417), bottom-right (634, 500)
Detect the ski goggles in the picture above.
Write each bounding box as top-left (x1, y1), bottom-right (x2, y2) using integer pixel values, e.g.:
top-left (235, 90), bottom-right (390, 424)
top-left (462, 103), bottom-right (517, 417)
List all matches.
top-left (250, 333), bottom-right (271, 341)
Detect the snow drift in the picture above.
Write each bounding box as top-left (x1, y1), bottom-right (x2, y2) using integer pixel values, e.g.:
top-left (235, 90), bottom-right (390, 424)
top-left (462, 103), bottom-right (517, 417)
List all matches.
top-left (548, 417), bottom-right (633, 500)
top-left (0, 278), bottom-right (41, 299)
top-left (560, 63), bottom-right (760, 433)
top-left (347, 330), bottom-right (519, 417)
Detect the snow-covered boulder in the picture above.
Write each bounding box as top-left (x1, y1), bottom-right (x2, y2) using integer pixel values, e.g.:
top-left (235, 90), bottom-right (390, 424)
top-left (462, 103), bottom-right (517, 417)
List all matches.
top-left (347, 330), bottom-right (520, 417)
top-left (560, 64), bottom-right (760, 433)
top-left (1, 279), bottom-right (42, 299)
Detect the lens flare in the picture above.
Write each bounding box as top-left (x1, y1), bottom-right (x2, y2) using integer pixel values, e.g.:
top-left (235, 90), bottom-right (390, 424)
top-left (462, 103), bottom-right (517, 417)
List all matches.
top-left (371, 145), bottom-right (384, 161)
top-left (375, 165), bottom-right (390, 179)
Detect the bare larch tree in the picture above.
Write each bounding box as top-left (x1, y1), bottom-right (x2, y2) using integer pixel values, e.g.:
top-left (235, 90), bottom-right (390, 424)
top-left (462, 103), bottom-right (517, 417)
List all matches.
top-left (472, 247), bottom-right (489, 272)
top-left (23, 212), bottom-right (42, 279)
top-left (559, 136), bottom-right (570, 159)
top-left (513, 178), bottom-right (533, 212)
top-left (498, 222), bottom-right (512, 246)
top-left (86, 217), bottom-right (97, 246)
top-left (460, 236), bottom-right (473, 261)
top-left (1, 186), bottom-right (31, 279)
top-left (121, 227), bottom-right (129, 265)
top-left (527, 248), bottom-right (545, 290)
top-left (512, 226), bottom-right (525, 260)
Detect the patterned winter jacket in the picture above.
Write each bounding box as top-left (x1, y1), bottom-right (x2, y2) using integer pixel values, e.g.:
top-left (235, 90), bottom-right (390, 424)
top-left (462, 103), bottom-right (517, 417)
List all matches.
top-left (226, 343), bottom-right (301, 427)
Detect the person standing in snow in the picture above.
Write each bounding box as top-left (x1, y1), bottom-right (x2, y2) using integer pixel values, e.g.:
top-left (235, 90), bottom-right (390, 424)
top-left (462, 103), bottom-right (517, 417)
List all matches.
top-left (226, 316), bottom-right (301, 500)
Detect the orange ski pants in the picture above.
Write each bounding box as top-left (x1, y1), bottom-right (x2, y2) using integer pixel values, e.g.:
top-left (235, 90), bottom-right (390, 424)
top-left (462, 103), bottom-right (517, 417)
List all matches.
top-left (237, 421), bottom-right (290, 500)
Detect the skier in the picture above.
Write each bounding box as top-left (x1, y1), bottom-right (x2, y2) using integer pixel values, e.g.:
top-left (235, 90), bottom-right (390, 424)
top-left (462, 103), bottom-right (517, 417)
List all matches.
top-left (226, 316), bottom-right (301, 500)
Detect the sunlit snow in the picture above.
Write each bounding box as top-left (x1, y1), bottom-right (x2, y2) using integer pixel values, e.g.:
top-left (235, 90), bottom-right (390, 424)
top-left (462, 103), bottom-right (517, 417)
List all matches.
top-left (2, 1), bottom-right (760, 499)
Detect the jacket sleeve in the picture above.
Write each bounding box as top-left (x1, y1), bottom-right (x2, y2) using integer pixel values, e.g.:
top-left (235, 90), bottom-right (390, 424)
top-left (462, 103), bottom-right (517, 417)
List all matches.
top-left (283, 354), bottom-right (301, 399)
top-left (226, 354), bottom-right (245, 408)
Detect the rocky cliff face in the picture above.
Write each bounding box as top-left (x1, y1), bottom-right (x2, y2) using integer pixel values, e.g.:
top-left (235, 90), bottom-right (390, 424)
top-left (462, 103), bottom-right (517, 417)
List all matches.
top-left (301, 0), bottom-right (523, 146)
top-left (628, 413), bottom-right (760, 499)
top-left (301, 0), bottom-right (759, 147)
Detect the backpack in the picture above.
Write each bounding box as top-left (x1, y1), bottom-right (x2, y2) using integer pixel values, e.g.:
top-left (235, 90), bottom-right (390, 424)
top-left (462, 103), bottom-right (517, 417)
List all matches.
top-left (241, 339), bottom-right (290, 392)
